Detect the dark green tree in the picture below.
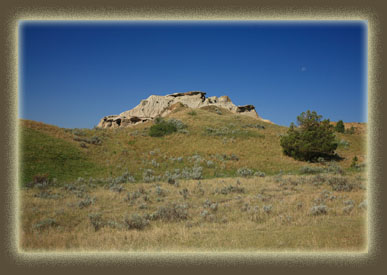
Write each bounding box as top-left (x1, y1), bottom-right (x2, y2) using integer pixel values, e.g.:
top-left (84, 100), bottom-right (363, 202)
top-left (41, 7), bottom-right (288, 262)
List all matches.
top-left (280, 110), bottom-right (338, 162)
top-left (335, 120), bottom-right (345, 133)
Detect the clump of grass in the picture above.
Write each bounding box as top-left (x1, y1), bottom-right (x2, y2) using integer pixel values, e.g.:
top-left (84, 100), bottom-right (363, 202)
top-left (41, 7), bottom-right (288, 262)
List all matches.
top-left (33, 218), bottom-right (58, 231)
top-left (299, 166), bottom-right (325, 175)
top-left (242, 124), bottom-right (265, 129)
top-left (111, 171), bottom-right (136, 184)
top-left (203, 199), bottom-right (218, 212)
top-left (206, 160), bottom-right (215, 167)
top-left (149, 118), bottom-right (187, 137)
top-left (124, 214), bottom-right (149, 230)
top-left (150, 203), bottom-right (189, 222)
top-left (73, 135), bottom-right (102, 145)
top-left (254, 171), bottom-right (265, 177)
top-left (342, 205), bottom-right (354, 214)
top-left (337, 139), bottom-right (350, 149)
top-left (34, 190), bottom-right (63, 199)
top-left (237, 167), bottom-right (254, 177)
top-left (89, 213), bottom-right (103, 231)
top-left (327, 176), bottom-right (357, 192)
top-left (106, 182), bottom-right (125, 193)
top-left (151, 159), bottom-right (160, 167)
top-left (310, 205), bottom-right (328, 216)
top-left (78, 196), bottom-right (96, 209)
top-left (124, 191), bottom-right (141, 202)
top-left (263, 205), bottom-right (272, 214)
top-left (143, 169), bottom-right (155, 183)
top-left (215, 184), bottom-right (245, 195)
top-left (179, 188), bottom-right (189, 199)
top-left (155, 186), bottom-right (167, 197)
top-left (187, 110), bottom-right (197, 116)
top-left (25, 173), bottom-right (54, 189)
top-left (343, 199), bottom-right (355, 206)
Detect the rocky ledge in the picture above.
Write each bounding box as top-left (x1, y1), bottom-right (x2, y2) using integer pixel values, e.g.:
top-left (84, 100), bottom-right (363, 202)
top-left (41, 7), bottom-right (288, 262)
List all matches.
top-left (97, 91), bottom-right (271, 128)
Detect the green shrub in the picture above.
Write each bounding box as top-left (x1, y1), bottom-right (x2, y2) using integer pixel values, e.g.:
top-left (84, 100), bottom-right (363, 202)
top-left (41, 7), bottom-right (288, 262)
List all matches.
top-left (149, 118), bottom-right (186, 137)
top-left (335, 120), bottom-right (345, 133)
top-left (280, 110), bottom-right (338, 162)
top-left (351, 156), bottom-right (359, 168)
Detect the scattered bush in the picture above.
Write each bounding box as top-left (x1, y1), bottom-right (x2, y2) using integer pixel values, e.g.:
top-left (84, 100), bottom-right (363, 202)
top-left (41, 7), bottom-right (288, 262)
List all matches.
top-left (150, 203), bottom-right (189, 222)
top-left (206, 160), bottom-right (215, 167)
top-left (73, 135), bottom-right (102, 145)
top-left (124, 191), bottom-right (141, 202)
top-left (155, 186), bottom-right (167, 197)
top-left (34, 191), bottom-right (63, 199)
top-left (280, 110), bottom-right (338, 162)
top-left (343, 199), bottom-right (354, 206)
top-left (28, 173), bottom-right (52, 189)
top-left (327, 176), bottom-right (356, 191)
top-left (237, 167), bottom-right (254, 177)
top-left (215, 184), bottom-right (245, 195)
top-left (254, 171), bottom-right (265, 177)
top-left (351, 156), bottom-right (359, 168)
top-left (33, 218), bottom-right (58, 231)
top-left (242, 124), bottom-right (265, 129)
top-left (149, 118), bottom-right (177, 137)
top-left (191, 166), bottom-right (203, 180)
top-left (179, 188), bottom-right (189, 199)
top-left (149, 118), bottom-right (187, 137)
top-left (335, 120), bottom-right (345, 133)
top-left (299, 166), bottom-right (325, 175)
top-left (168, 118), bottom-right (187, 131)
top-left (89, 213), bottom-right (103, 231)
top-left (143, 169), bottom-right (155, 183)
top-left (310, 205), bottom-right (328, 216)
top-left (78, 196), bottom-right (96, 209)
top-left (124, 214), bottom-right (149, 230)
top-left (188, 110), bottom-right (197, 116)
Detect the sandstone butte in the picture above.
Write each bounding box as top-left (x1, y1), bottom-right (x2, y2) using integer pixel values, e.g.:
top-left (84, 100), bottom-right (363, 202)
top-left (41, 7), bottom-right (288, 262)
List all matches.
top-left (97, 91), bottom-right (272, 128)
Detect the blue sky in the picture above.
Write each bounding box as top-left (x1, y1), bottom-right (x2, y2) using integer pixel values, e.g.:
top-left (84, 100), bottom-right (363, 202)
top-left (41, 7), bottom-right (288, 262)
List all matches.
top-left (19, 21), bottom-right (367, 128)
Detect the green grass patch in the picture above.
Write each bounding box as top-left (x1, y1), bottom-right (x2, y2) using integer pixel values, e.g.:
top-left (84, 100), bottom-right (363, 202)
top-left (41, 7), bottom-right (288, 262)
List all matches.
top-left (20, 127), bottom-right (104, 185)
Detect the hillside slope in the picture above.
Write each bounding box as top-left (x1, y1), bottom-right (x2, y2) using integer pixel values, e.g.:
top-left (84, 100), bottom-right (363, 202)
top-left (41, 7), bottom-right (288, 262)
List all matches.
top-left (19, 106), bottom-right (367, 185)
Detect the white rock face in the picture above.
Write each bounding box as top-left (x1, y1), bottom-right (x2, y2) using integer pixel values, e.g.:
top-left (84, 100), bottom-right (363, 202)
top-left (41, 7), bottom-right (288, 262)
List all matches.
top-left (97, 91), bottom-right (271, 128)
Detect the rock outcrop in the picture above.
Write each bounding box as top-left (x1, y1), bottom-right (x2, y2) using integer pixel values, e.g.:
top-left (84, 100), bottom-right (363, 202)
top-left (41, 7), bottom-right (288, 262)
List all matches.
top-left (97, 91), bottom-right (271, 128)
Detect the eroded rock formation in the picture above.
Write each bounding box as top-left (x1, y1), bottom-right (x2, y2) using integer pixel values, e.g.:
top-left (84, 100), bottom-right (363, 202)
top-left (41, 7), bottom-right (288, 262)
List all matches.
top-left (97, 91), bottom-right (271, 128)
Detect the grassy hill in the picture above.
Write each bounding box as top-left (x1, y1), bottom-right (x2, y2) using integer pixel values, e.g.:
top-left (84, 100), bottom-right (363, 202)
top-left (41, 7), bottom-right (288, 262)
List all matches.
top-left (19, 105), bottom-right (366, 186)
top-left (19, 107), bottom-right (367, 251)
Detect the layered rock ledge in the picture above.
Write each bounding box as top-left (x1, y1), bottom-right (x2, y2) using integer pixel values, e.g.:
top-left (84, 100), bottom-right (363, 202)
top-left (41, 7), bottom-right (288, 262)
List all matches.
top-left (97, 91), bottom-right (271, 128)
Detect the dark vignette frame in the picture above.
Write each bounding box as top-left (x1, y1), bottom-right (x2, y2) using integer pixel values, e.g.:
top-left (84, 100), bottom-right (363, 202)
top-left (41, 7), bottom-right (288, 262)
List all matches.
top-left (0, 0), bottom-right (386, 274)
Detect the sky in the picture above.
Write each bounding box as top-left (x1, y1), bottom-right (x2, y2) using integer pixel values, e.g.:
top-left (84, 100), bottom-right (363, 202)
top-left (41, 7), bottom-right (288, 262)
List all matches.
top-left (19, 21), bottom-right (367, 128)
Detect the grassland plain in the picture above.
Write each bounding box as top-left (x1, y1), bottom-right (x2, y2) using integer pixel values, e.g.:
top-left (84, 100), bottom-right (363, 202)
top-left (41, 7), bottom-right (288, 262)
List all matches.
top-left (19, 105), bottom-right (367, 251)
top-left (21, 174), bottom-right (366, 251)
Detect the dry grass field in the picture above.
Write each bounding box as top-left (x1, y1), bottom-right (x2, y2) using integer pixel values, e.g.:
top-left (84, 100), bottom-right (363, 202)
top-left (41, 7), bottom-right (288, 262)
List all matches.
top-left (19, 105), bottom-right (367, 252)
top-left (20, 173), bottom-right (367, 251)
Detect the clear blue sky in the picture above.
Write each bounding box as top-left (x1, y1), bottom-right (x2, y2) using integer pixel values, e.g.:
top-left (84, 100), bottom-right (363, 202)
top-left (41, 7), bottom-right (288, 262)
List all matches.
top-left (19, 21), bottom-right (367, 128)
